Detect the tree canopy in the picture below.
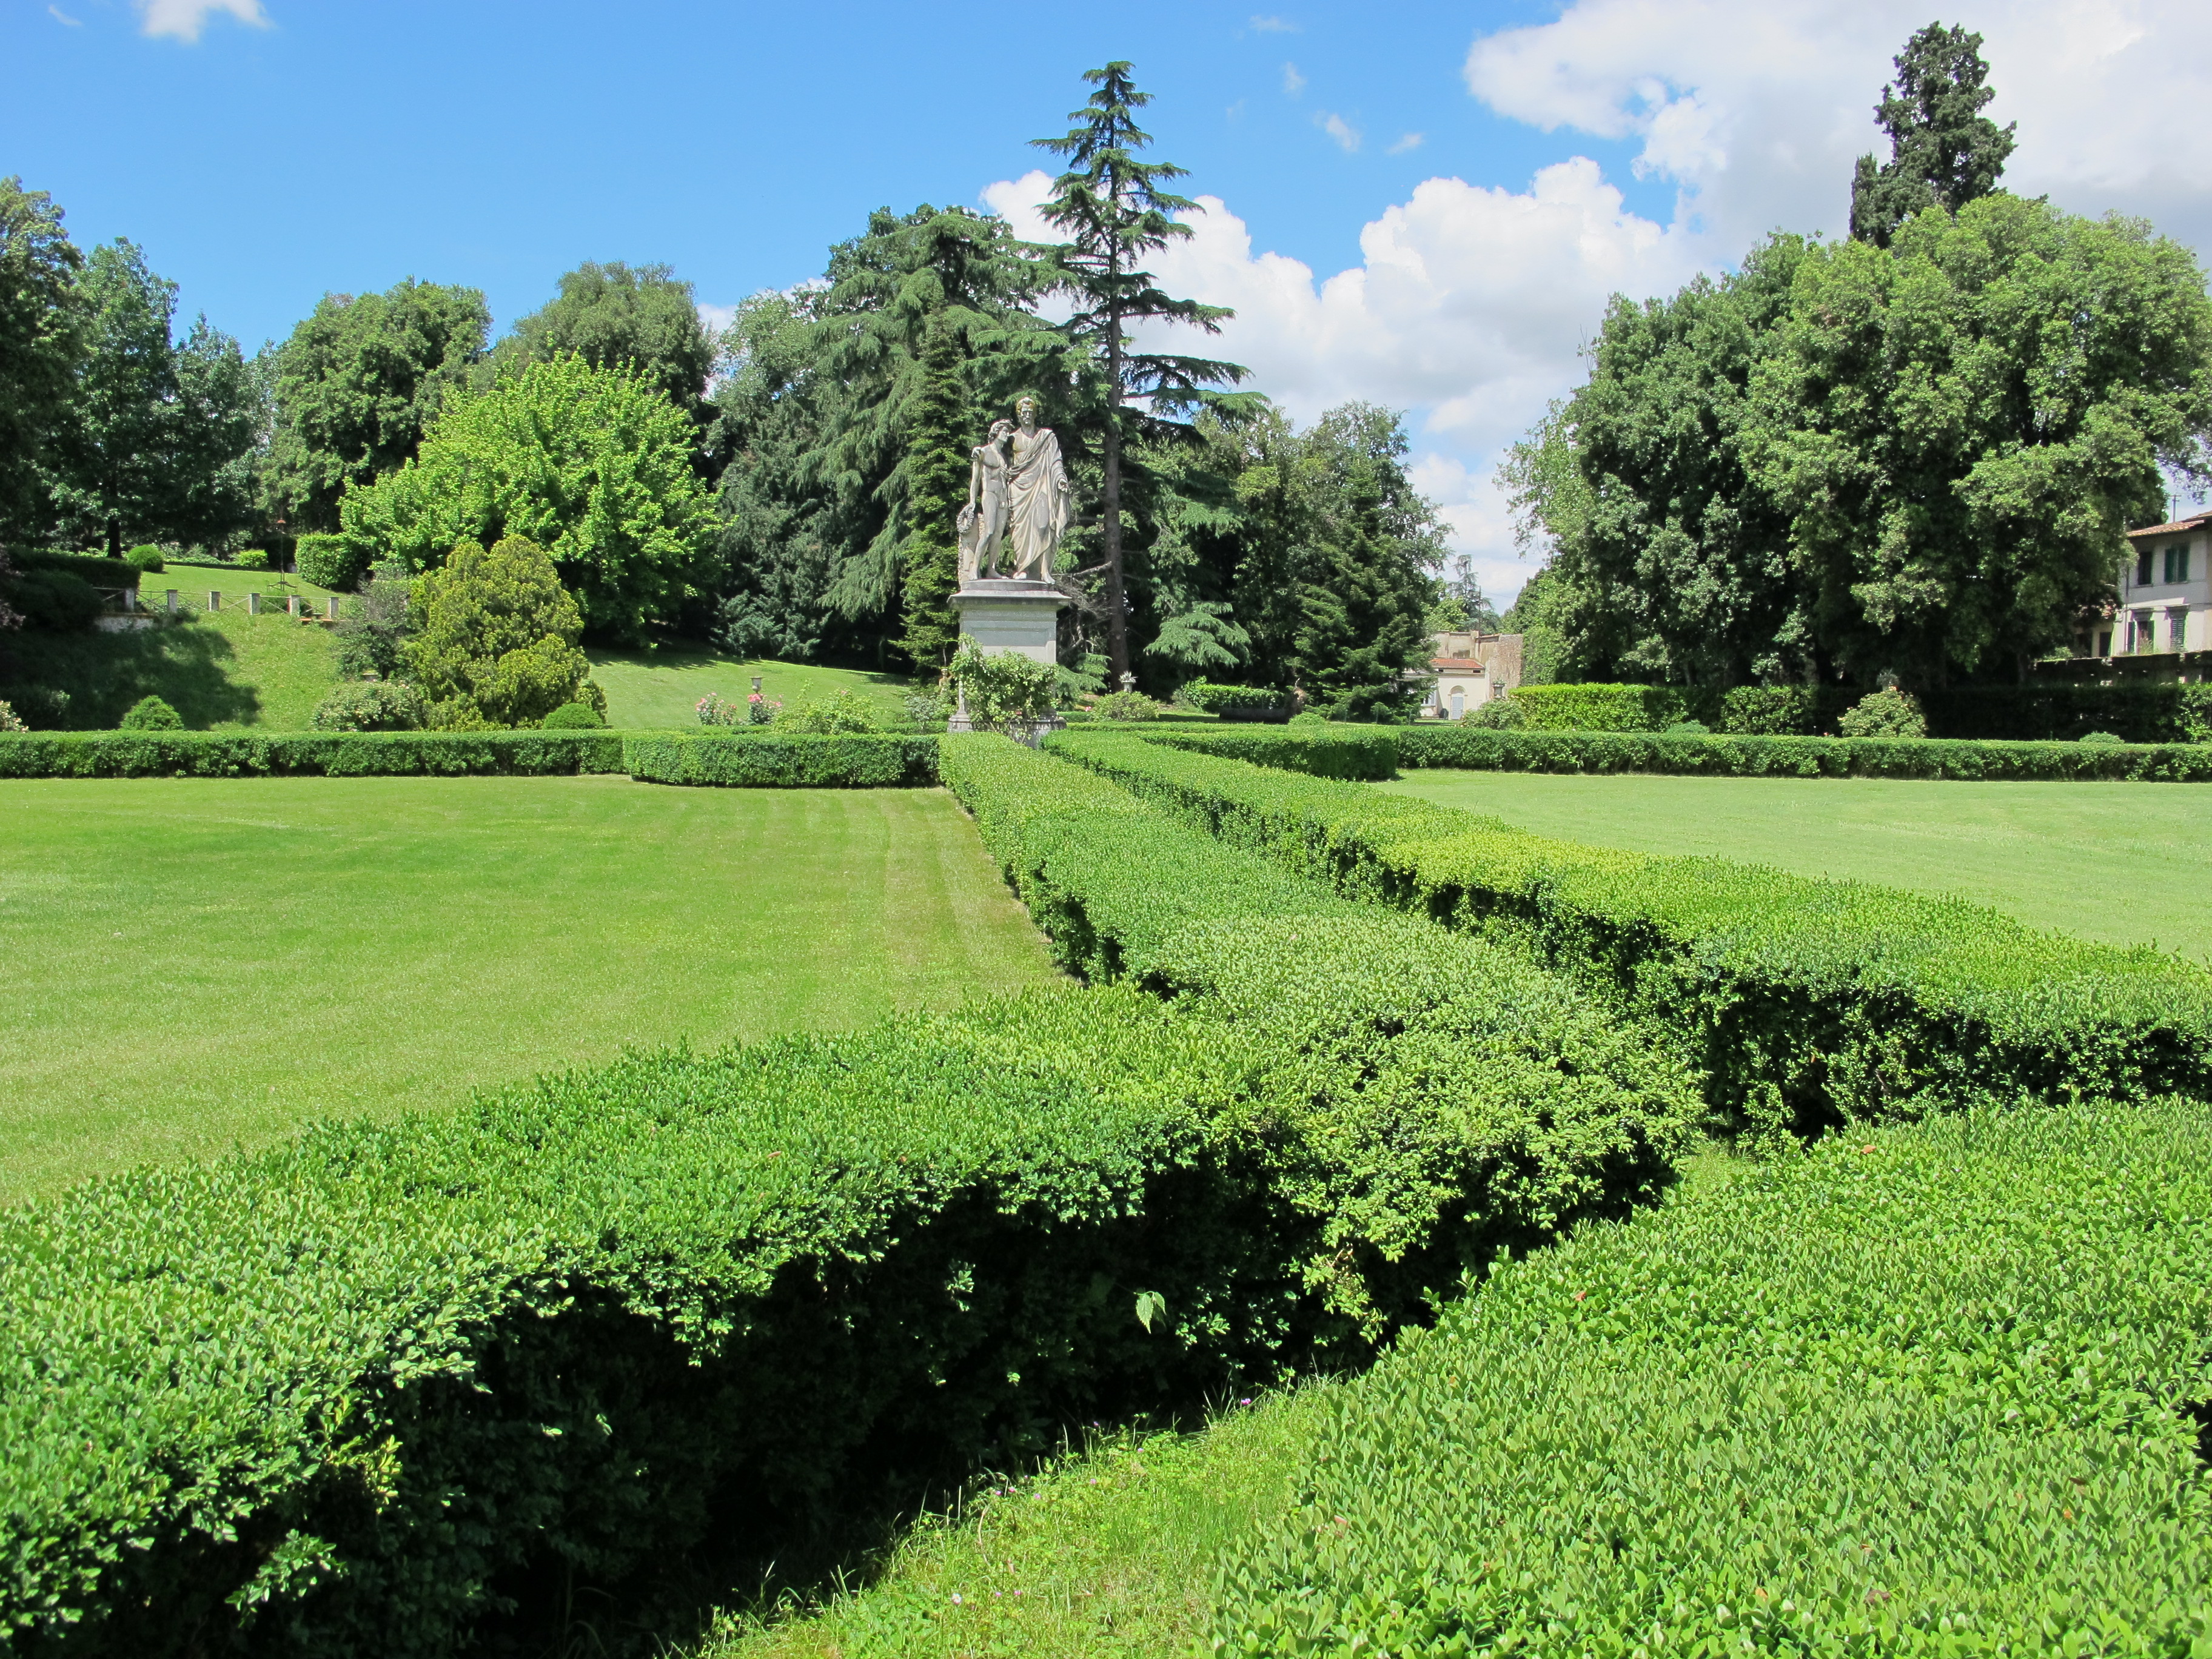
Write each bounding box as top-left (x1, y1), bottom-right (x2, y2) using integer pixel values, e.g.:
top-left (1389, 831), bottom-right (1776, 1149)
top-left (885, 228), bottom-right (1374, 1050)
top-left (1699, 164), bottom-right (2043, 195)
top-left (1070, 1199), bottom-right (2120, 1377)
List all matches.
top-left (341, 354), bottom-right (718, 645)
top-left (488, 261), bottom-right (715, 429)
top-left (0, 177), bottom-right (84, 543)
top-left (1849, 24), bottom-right (2016, 249)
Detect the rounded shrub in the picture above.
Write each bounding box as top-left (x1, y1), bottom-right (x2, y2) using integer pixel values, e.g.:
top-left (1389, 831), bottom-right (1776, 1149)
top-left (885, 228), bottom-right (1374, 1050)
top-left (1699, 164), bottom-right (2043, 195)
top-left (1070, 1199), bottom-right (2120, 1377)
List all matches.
top-left (294, 532), bottom-right (367, 592)
top-left (1837, 685), bottom-right (1928, 739)
top-left (1091, 690), bottom-right (1163, 722)
top-left (5, 568), bottom-right (103, 631)
top-left (233, 548), bottom-right (273, 571)
top-left (124, 545), bottom-right (164, 573)
top-left (1662, 719), bottom-right (1710, 736)
top-left (2079, 729), bottom-right (2125, 746)
top-left (310, 680), bottom-right (426, 732)
top-left (540, 701), bottom-right (606, 729)
top-left (118, 695), bottom-right (183, 731)
top-left (1287, 709), bottom-right (1330, 729)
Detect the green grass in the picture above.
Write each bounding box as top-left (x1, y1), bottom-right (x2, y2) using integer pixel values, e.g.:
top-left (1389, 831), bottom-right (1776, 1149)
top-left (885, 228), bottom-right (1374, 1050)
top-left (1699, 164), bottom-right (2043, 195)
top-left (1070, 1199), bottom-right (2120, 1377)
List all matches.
top-left (0, 775), bottom-right (1058, 1202)
top-left (1378, 769), bottom-right (2212, 962)
top-left (589, 647), bottom-right (917, 729)
top-left (1, 606), bottom-right (342, 730)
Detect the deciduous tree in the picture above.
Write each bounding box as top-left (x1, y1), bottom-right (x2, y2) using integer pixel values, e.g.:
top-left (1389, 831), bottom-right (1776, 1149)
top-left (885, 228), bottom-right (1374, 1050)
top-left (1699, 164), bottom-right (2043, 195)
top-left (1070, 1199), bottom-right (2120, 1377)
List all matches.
top-left (0, 177), bottom-right (84, 544)
top-left (490, 261), bottom-right (714, 431)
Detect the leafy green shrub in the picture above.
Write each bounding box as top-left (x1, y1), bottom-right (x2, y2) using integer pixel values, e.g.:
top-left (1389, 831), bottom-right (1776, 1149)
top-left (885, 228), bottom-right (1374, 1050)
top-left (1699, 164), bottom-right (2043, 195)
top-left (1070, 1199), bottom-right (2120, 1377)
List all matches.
top-left (1662, 718), bottom-right (1709, 736)
top-left (773, 689), bottom-right (881, 734)
top-left (540, 700), bottom-right (605, 729)
top-left (1213, 1100), bottom-right (2212, 1658)
top-left (332, 560), bottom-right (412, 681)
top-left (10, 550), bottom-right (138, 589)
top-left (293, 530), bottom-right (368, 592)
top-left (948, 642), bottom-right (1059, 734)
top-left (1052, 730), bottom-right (2212, 1132)
top-left (1837, 683), bottom-right (1929, 738)
top-left (309, 681), bottom-right (426, 732)
top-left (1133, 727), bottom-right (1398, 782)
top-left (2080, 729), bottom-right (2123, 745)
top-left (3, 566), bottom-right (103, 631)
top-left (626, 732), bottom-right (936, 788)
top-left (0, 730), bottom-right (624, 777)
top-left (118, 694), bottom-right (182, 731)
top-left (0, 700), bottom-right (24, 733)
top-left (233, 548), bottom-right (272, 571)
top-left (404, 536), bottom-right (592, 729)
top-left (122, 544), bottom-right (164, 573)
top-left (1461, 692), bottom-right (1526, 729)
top-left (1506, 682), bottom-right (1692, 731)
top-left (1387, 725), bottom-right (2212, 782)
top-left (1090, 690), bottom-right (1163, 722)
top-left (1176, 682), bottom-right (1287, 716)
top-left (1286, 709), bottom-right (1329, 729)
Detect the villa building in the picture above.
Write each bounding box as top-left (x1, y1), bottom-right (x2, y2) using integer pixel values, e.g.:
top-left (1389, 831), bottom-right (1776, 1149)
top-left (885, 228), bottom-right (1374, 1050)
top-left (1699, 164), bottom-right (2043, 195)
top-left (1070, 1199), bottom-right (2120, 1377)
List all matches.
top-left (1418, 630), bottom-right (1523, 719)
top-left (2083, 512), bottom-right (2212, 657)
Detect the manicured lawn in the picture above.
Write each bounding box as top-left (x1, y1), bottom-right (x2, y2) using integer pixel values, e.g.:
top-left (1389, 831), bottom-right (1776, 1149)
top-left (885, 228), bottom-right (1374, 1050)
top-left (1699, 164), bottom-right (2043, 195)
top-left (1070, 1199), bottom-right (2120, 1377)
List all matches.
top-left (589, 647), bottom-right (917, 729)
top-left (2, 605), bottom-right (342, 730)
top-left (1379, 769), bottom-right (2212, 962)
top-left (0, 776), bottom-right (1058, 1201)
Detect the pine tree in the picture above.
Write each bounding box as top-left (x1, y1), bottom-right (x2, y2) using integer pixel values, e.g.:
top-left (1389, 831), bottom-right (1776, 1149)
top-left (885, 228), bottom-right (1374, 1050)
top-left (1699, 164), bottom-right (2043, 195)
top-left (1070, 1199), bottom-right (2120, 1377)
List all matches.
top-left (1293, 453), bottom-right (1433, 720)
top-left (1849, 24), bottom-right (2016, 248)
top-left (1033, 62), bottom-right (1247, 683)
top-left (897, 312), bottom-right (970, 674)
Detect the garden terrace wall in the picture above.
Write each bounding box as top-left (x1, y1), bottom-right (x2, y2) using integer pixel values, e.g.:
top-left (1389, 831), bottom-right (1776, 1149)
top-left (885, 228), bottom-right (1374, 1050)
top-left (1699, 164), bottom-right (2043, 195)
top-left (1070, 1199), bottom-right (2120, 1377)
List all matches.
top-left (0, 729), bottom-right (625, 777)
top-left (1387, 725), bottom-right (2212, 781)
top-left (1213, 1099), bottom-right (2212, 1657)
top-left (624, 731), bottom-right (939, 788)
top-left (1056, 729), bottom-right (2212, 1131)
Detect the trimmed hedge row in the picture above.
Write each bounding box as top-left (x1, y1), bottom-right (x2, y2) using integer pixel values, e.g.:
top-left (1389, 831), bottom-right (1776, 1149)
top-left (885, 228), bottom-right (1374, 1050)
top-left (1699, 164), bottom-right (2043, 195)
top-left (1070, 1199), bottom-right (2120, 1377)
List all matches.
top-left (0, 729), bottom-right (625, 778)
top-left (0, 735), bottom-right (1694, 1655)
top-left (1138, 726), bottom-right (1399, 781)
top-left (625, 732), bottom-right (939, 788)
top-left (1389, 723), bottom-right (2212, 780)
top-left (1214, 1099), bottom-right (2212, 1657)
top-left (1052, 730), bottom-right (2212, 1131)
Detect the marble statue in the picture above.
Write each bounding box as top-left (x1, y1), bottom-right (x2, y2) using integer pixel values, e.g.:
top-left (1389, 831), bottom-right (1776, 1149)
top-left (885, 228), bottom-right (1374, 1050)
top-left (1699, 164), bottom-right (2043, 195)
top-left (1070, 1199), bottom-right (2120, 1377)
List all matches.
top-left (1002, 396), bottom-right (1070, 582)
top-left (957, 418), bottom-right (1014, 582)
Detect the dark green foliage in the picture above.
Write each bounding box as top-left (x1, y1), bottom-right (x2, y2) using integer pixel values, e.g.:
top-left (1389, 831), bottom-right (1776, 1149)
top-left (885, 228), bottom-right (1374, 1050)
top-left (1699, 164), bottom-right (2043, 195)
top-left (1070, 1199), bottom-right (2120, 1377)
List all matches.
top-left (1048, 729), bottom-right (2212, 1134)
top-left (0, 176), bottom-right (84, 543)
top-left (1837, 683), bottom-right (1928, 737)
top-left (488, 261), bottom-right (716, 428)
top-left (0, 566), bottom-right (102, 631)
top-left (403, 536), bottom-right (592, 729)
top-left (0, 729), bottom-right (623, 777)
top-left (539, 700), bottom-right (604, 729)
top-left (895, 312), bottom-right (968, 672)
top-left (264, 278), bottom-right (490, 534)
top-left (1920, 680), bottom-right (2212, 743)
top-left (1500, 680), bottom-right (2212, 743)
top-left (1033, 61), bottom-right (1248, 681)
top-left (1213, 1100), bottom-right (2212, 1656)
top-left (117, 694), bottom-right (181, 731)
top-left (331, 561), bottom-right (411, 680)
top-left (309, 680), bottom-right (424, 732)
top-left (1178, 680), bottom-right (1290, 716)
top-left (293, 531), bottom-right (366, 592)
top-left (625, 732), bottom-right (937, 788)
top-left (1130, 726), bottom-right (1396, 781)
top-left (1393, 723), bottom-right (2212, 782)
top-left (121, 545), bottom-right (162, 573)
top-left (1849, 24), bottom-right (2016, 248)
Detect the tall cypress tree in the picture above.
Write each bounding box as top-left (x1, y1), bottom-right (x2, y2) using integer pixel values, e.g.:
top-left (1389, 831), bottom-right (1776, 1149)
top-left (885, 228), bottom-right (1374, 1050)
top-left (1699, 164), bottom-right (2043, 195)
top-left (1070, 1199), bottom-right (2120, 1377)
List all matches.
top-left (1034, 62), bottom-right (1246, 684)
top-left (1849, 24), bottom-right (2016, 248)
top-left (897, 312), bottom-right (970, 674)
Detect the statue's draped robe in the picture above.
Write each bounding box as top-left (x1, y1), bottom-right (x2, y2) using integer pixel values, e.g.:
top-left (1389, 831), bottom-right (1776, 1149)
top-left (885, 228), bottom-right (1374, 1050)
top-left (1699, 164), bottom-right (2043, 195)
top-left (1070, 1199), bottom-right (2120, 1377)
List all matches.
top-left (1004, 426), bottom-right (1070, 581)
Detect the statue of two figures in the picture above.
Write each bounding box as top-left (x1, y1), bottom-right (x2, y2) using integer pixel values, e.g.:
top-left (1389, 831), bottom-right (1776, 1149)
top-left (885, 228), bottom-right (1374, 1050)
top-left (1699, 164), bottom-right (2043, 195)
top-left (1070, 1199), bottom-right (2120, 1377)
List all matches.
top-left (957, 395), bottom-right (1068, 585)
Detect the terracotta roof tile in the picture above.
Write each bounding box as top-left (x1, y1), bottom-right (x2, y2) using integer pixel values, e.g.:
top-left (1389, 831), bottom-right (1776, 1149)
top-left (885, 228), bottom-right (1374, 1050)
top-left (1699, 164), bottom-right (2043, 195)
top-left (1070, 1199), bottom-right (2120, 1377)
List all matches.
top-left (2126, 512), bottom-right (2212, 540)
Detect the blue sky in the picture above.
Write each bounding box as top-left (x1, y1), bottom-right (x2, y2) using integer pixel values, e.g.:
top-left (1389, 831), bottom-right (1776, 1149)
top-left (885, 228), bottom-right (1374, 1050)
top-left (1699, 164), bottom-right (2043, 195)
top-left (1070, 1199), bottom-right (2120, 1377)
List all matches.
top-left (9, 0), bottom-right (2211, 602)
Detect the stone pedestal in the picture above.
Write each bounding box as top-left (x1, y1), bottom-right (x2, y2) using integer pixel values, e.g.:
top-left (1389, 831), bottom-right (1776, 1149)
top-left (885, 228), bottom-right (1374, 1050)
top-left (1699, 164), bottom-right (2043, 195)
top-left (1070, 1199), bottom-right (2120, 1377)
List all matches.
top-left (948, 578), bottom-right (1068, 737)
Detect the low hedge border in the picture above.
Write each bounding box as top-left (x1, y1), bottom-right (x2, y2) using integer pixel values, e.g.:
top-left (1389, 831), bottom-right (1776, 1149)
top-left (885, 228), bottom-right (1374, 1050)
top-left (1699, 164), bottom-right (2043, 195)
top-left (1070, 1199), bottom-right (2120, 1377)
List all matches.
top-left (1389, 724), bottom-right (2212, 781)
top-left (1136, 726), bottom-right (1399, 781)
top-left (1050, 729), bottom-right (2212, 1133)
top-left (624, 732), bottom-right (938, 788)
top-left (0, 729), bottom-right (626, 778)
top-left (1214, 1099), bottom-right (2212, 1657)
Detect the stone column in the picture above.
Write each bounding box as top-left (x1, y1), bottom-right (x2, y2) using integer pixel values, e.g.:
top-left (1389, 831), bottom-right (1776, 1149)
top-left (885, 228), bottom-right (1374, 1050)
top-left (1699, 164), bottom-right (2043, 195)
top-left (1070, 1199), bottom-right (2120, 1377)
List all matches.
top-left (326, 597), bottom-right (338, 620)
top-left (208, 591), bottom-right (221, 612)
top-left (247, 592), bottom-right (261, 615)
top-left (165, 589), bottom-right (178, 614)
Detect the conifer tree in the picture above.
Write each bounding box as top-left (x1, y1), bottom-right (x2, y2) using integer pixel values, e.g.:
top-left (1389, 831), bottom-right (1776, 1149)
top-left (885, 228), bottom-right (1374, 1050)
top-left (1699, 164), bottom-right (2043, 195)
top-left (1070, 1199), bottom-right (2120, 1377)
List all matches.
top-left (1034, 62), bottom-right (1246, 683)
top-left (897, 313), bottom-right (970, 673)
top-left (1849, 24), bottom-right (2016, 248)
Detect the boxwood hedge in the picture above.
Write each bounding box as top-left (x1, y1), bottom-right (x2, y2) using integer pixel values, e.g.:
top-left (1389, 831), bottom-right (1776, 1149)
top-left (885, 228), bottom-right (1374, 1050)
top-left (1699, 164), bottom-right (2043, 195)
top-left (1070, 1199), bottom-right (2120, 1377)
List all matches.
top-left (0, 730), bottom-right (625, 778)
top-left (1213, 1099), bottom-right (2212, 1658)
top-left (1137, 726), bottom-right (1399, 781)
top-left (1389, 724), bottom-right (2212, 781)
top-left (1052, 730), bottom-right (2212, 1132)
top-left (624, 731), bottom-right (937, 788)
top-left (0, 736), bottom-right (1694, 1655)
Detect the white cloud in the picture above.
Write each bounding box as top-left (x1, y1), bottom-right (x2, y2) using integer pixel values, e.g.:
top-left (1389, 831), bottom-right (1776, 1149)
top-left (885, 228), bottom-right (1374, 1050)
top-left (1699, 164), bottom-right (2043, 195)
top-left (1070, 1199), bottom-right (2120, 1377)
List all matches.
top-left (1464, 0), bottom-right (2212, 253)
top-left (1318, 113), bottom-right (1361, 152)
top-left (138, 0), bottom-right (268, 41)
top-left (1281, 61), bottom-right (1305, 96)
top-left (1250, 13), bottom-right (1298, 32)
top-left (1388, 132), bottom-right (1424, 155)
top-left (49, 6), bottom-right (82, 25)
top-left (697, 301), bottom-right (740, 338)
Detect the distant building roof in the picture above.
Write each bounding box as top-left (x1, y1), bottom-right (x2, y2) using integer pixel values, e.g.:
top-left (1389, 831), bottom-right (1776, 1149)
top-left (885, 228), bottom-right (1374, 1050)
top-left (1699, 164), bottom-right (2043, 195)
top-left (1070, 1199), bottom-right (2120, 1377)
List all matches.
top-left (2127, 512), bottom-right (2212, 540)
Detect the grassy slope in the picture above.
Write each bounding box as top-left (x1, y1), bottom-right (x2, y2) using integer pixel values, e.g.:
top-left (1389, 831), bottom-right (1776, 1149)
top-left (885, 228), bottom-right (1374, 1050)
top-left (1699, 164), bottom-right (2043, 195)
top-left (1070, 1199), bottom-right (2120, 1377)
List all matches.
top-left (1380, 769), bottom-right (2212, 963)
top-left (590, 648), bottom-right (916, 728)
top-left (0, 776), bottom-right (1058, 1201)
top-left (2, 605), bottom-right (343, 730)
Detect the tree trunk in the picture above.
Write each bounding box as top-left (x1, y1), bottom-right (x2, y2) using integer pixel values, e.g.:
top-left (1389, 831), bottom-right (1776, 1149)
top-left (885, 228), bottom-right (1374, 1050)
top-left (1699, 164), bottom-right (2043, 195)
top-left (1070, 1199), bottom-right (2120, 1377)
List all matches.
top-left (1101, 304), bottom-right (1129, 685)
